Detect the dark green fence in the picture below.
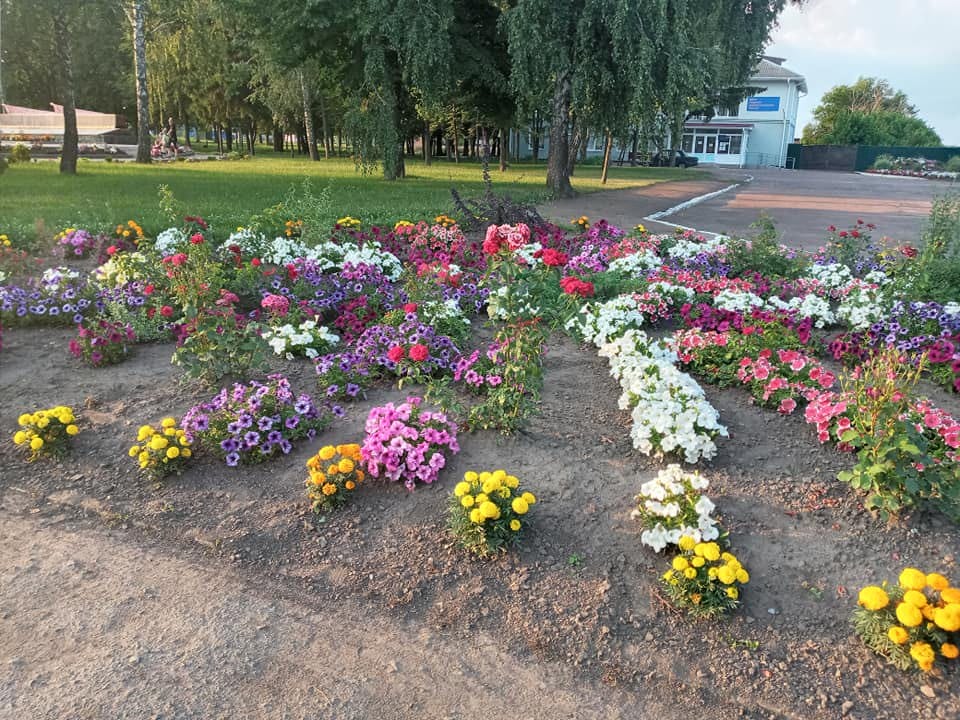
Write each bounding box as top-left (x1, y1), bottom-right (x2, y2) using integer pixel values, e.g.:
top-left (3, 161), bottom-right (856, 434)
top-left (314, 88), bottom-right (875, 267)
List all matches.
top-left (787, 143), bottom-right (960, 171)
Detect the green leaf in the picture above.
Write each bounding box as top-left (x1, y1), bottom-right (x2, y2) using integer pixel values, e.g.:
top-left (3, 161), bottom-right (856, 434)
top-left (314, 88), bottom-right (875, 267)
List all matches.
top-left (840, 429), bottom-right (859, 443)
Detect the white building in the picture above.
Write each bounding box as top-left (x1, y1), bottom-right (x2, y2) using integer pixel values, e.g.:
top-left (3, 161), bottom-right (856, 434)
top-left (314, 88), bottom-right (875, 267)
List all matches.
top-left (515, 56), bottom-right (806, 169)
top-left (679, 56), bottom-right (806, 168)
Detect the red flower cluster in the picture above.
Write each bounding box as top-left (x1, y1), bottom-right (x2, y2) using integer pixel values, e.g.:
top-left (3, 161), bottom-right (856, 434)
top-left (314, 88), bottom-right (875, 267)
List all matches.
top-left (538, 248), bottom-right (569, 267)
top-left (183, 216), bottom-right (208, 229)
top-left (189, 233), bottom-right (205, 245)
top-left (387, 343), bottom-right (430, 363)
top-left (560, 275), bottom-right (594, 297)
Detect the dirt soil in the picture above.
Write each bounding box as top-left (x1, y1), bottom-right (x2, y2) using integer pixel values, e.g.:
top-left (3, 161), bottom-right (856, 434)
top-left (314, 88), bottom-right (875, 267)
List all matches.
top-left (2, 320), bottom-right (960, 720)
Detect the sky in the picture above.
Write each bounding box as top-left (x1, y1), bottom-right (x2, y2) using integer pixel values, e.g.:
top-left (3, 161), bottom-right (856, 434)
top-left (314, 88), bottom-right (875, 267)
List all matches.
top-left (767, 0), bottom-right (959, 145)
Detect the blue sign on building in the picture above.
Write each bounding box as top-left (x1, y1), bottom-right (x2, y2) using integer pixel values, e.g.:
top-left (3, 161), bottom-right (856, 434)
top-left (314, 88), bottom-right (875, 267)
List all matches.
top-left (747, 96), bottom-right (780, 112)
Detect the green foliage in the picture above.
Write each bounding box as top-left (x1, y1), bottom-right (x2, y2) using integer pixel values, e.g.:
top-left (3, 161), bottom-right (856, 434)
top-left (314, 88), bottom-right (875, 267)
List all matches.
top-left (803, 77), bottom-right (940, 146)
top-left (724, 214), bottom-right (807, 280)
top-left (0, 156), bottom-right (7, 175)
top-left (946, 156), bottom-right (960, 173)
top-left (9, 144), bottom-right (32, 164)
top-left (871, 154), bottom-right (895, 170)
top-left (900, 195), bottom-right (960, 303)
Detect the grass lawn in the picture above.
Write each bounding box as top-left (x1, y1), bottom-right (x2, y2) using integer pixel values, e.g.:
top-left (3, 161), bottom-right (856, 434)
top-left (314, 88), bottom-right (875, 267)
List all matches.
top-left (0, 153), bottom-right (707, 239)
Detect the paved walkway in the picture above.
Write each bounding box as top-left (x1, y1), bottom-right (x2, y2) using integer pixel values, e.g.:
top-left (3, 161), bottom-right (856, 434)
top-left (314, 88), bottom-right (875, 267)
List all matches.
top-left (539, 167), bottom-right (952, 250)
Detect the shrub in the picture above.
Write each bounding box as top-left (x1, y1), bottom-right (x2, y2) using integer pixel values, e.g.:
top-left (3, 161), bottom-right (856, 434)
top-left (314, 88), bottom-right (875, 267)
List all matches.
top-left (68, 318), bottom-right (134, 367)
top-left (12, 406), bottom-right (79, 460)
top-left (872, 154), bottom-right (895, 171)
top-left (854, 568), bottom-right (960, 672)
top-left (128, 418), bottom-right (193, 480)
top-left (945, 155), bottom-right (960, 173)
top-left (449, 469), bottom-right (536, 557)
top-left (9, 143), bottom-right (31, 163)
top-left (306, 443), bottom-right (364, 513)
top-left (661, 536), bottom-right (750, 618)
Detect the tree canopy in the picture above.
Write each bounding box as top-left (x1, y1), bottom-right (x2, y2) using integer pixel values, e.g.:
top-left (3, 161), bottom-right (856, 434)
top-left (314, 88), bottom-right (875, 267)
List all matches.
top-left (802, 77), bottom-right (941, 146)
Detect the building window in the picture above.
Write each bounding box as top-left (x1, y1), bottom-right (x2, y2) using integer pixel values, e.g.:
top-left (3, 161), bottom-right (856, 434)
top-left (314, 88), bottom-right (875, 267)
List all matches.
top-left (681, 134), bottom-right (693, 152)
top-left (717, 134), bottom-right (730, 154)
top-left (694, 135), bottom-right (705, 153)
top-left (729, 135), bottom-right (742, 154)
top-left (705, 135), bottom-right (716, 154)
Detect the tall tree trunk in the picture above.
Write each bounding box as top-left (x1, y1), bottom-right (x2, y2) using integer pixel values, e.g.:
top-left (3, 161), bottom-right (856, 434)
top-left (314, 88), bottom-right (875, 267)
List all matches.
top-left (500, 126), bottom-right (509, 172)
top-left (318, 92), bottom-right (329, 159)
top-left (299, 69), bottom-right (319, 161)
top-left (225, 123), bottom-right (233, 152)
top-left (630, 128), bottom-right (639, 166)
top-left (600, 130), bottom-right (613, 184)
top-left (53, 5), bottom-right (77, 175)
top-left (452, 117), bottom-right (460, 163)
top-left (423, 120), bottom-right (431, 165)
top-left (215, 123), bottom-right (222, 154)
top-left (131, 0), bottom-right (151, 164)
top-left (546, 72), bottom-right (574, 197)
top-left (272, 122), bottom-right (283, 151)
top-left (567, 115), bottom-right (582, 177)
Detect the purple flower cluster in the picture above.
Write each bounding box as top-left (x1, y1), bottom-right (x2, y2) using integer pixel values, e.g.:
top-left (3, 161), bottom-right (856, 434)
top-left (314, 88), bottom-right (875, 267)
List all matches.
top-left (0, 280), bottom-right (93, 324)
top-left (361, 397), bottom-right (459, 490)
top-left (181, 374), bottom-right (331, 465)
top-left (451, 343), bottom-right (505, 390)
top-left (57, 229), bottom-right (98, 257)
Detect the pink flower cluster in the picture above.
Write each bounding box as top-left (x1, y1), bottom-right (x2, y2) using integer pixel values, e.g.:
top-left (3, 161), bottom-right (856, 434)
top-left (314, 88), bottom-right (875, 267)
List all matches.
top-left (804, 390), bottom-right (853, 446)
top-left (483, 223), bottom-right (531, 255)
top-left (360, 397), bottom-right (460, 490)
top-left (906, 400), bottom-right (960, 462)
top-left (671, 328), bottom-right (730, 364)
top-left (736, 348), bottom-right (836, 415)
top-left (649, 268), bottom-right (755, 295)
top-left (261, 293), bottom-right (290, 317)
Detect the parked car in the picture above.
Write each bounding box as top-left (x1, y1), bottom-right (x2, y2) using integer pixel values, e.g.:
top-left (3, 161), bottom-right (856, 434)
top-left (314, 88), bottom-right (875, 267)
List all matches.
top-left (651, 149), bottom-right (699, 168)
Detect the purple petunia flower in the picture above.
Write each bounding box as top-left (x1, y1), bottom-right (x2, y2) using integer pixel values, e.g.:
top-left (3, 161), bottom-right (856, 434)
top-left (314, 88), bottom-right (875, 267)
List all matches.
top-left (225, 452), bottom-right (240, 467)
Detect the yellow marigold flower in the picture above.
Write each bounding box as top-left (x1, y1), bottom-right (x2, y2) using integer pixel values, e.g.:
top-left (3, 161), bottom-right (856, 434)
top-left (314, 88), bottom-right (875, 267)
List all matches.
top-left (511, 497), bottom-right (529, 515)
top-left (454, 481), bottom-right (470, 497)
top-left (899, 568), bottom-right (927, 591)
top-left (356, 470), bottom-right (364, 482)
top-left (482, 478), bottom-right (500, 494)
top-left (941, 643), bottom-right (959, 659)
top-left (338, 458), bottom-right (355, 474)
top-left (691, 556), bottom-right (705, 568)
top-left (903, 590), bottom-right (928, 608)
top-left (941, 588), bottom-right (960, 604)
top-left (30, 437), bottom-right (44, 450)
top-left (672, 556), bottom-right (689, 572)
top-left (321, 483), bottom-right (337, 496)
top-left (683, 567), bottom-right (697, 580)
top-left (678, 535), bottom-right (696, 552)
top-left (521, 492), bottom-right (536, 506)
top-left (707, 567), bottom-right (718, 579)
top-left (469, 508), bottom-right (484, 524)
top-left (64, 424), bottom-right (79, 435)
top-left (149, 435), bottom-right (168, 450)
top-left (36, 417), bottom-right (49, 429)
top-left (480, 501), bottom-right (500, 519)
top-left (498, 487), bottom-right (511, 498)
top-left (318, 445), bottom-right (336, 461)
top-left (716, 566), bottom-right (736, 585)
top-left (926, 573), bottom-right (950, 591)
top-left (464, 471), bottom-right (478, 483)
top-left (163, 427), bottom-right (177, 436)
top-left (128, 445), bottom-right (140, 457)
top-left (887, 626), bottom-right (909, 645)
top-left (179, 436), bottom-right (191, 446)
top-left (735, 568), bottom-right (750, 584)
top-left (166, 446), bottom-right (180, 459)
top-left (922, 604), bottom-right (936, 621)
top-left (475, 493), bottom-right (488, 505)
top-left (933, 604), bottom-right (960, 632)
top-left (702, 543), bottom-right (721, 562)
top-left (505, 475), bottom-right (519, 489)
top-left (325, 464), bottom-right (337, 476)
top-left (510, 519), bottom-right (521, 531)
top-left (857, 586), bottom-right (890, 611)
top-left (492, 469), bottom-right (506, 482)
top-left (17, 414), bottom-right (32, 426)
top-left (693, 543), bottom-right (706, 557)
top-left (726, 587), bottom-right (739, 600)
top-left (13, 431), bottom-right (27, 445)
top-left (478, 471), bottom-right (492, 483)
top-left (460, 495), bottom-right (475, 508)
top-left (345, 480), bottom-right (356, 490)
top-left (896, 601), bottom-right (924, 628)
top-left (138, 451), bottom-right (149, 464)
top-left (161, 417), bottom-right (176, 428)
top-left (138, 425), bottom-right (155, 440)
top-left (181, 448), bottom-right (192, 458)
top-left (910, 641), bottom-right (935, 672)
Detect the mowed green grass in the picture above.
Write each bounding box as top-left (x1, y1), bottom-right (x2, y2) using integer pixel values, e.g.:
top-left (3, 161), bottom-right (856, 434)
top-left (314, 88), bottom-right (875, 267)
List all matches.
top-left (0, 153), bottom-right (706, 238)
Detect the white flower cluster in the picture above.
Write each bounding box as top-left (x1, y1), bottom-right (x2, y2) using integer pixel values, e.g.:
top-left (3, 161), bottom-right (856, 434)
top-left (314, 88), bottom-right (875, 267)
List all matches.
top-left (645, 281), bottom-right (695, 305)
top-left (836, 282), bottom-right (888, 331)
top-left (261, 239), bottom-right (403, 280)
top-left (598, 330), bottom-right (727, 464)
top-left (863, 269), bottom-right (891, 286)
top-left (486, 284), bottom-right (543, 321)
top-left (420, 299), bottom-right (470, 330)
top-left (807, 262), bottom-right (852, 292)
top-left (40, 266), bottom-right (80, 292)
top-left (712, 288), bottom-right (764, 313)
top-left (220, 228), bottom-right (269, 258)
top-left (631, 464), bottom-right (721, 552)
top-left (154, 227), bottom-right (188, 255)
top-left (765, 293), bottom-right (836, 328)
top-left (665, 235), bottom-right (727, 261)
top-left (606, 249), bottom-right (661, 277)
top-left (261, 319), bottom-right (340, 360)
top-left (944, 302), bottom-right (960, 318)
top-left (93, 251), bottom-right (151, 289)
top-left (567, 294), bottom-right (645, 346)
top-left (514, 242), bottom-right (543, 266)
top-left (0, 270), bottom-right (6, 284)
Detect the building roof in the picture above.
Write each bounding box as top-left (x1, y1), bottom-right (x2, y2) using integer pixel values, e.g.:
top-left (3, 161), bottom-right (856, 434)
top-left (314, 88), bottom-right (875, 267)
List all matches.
top-left (752, 58), bottom-right (807, 93)
top-left (685, 122), bottom-right (754, 129)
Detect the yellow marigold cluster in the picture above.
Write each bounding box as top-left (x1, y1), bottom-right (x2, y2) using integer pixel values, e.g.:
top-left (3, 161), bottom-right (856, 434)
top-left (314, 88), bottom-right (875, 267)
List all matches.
top-left (634, 223), bottom-right (647, 234)
top-left (115, 219), bottom-right (144, 241)
top-left (336, 216), bottom-right (361, 229)
top-left (284, 219), bottom-right (303, 237)
top-left (13, 406), bottom-right (79, 460)
top-left (0, 234), bottom-right (10, 247)
top-left (433, 214), bottom-right (456, 228)
top-left (661, 537), bottom-right (750, 617)
top-left (394, 220), bottom-right (415, 231)
top-left (306, 443), bottom-right (364, 513)
top-left (450, 470), bottom-right (537, 556)
top-left (571, 215), bottom-right (589, 229)
top-left (128, 417), bottom-right (192, 479)
top-left (855, 568), bottom-right (960, 673)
